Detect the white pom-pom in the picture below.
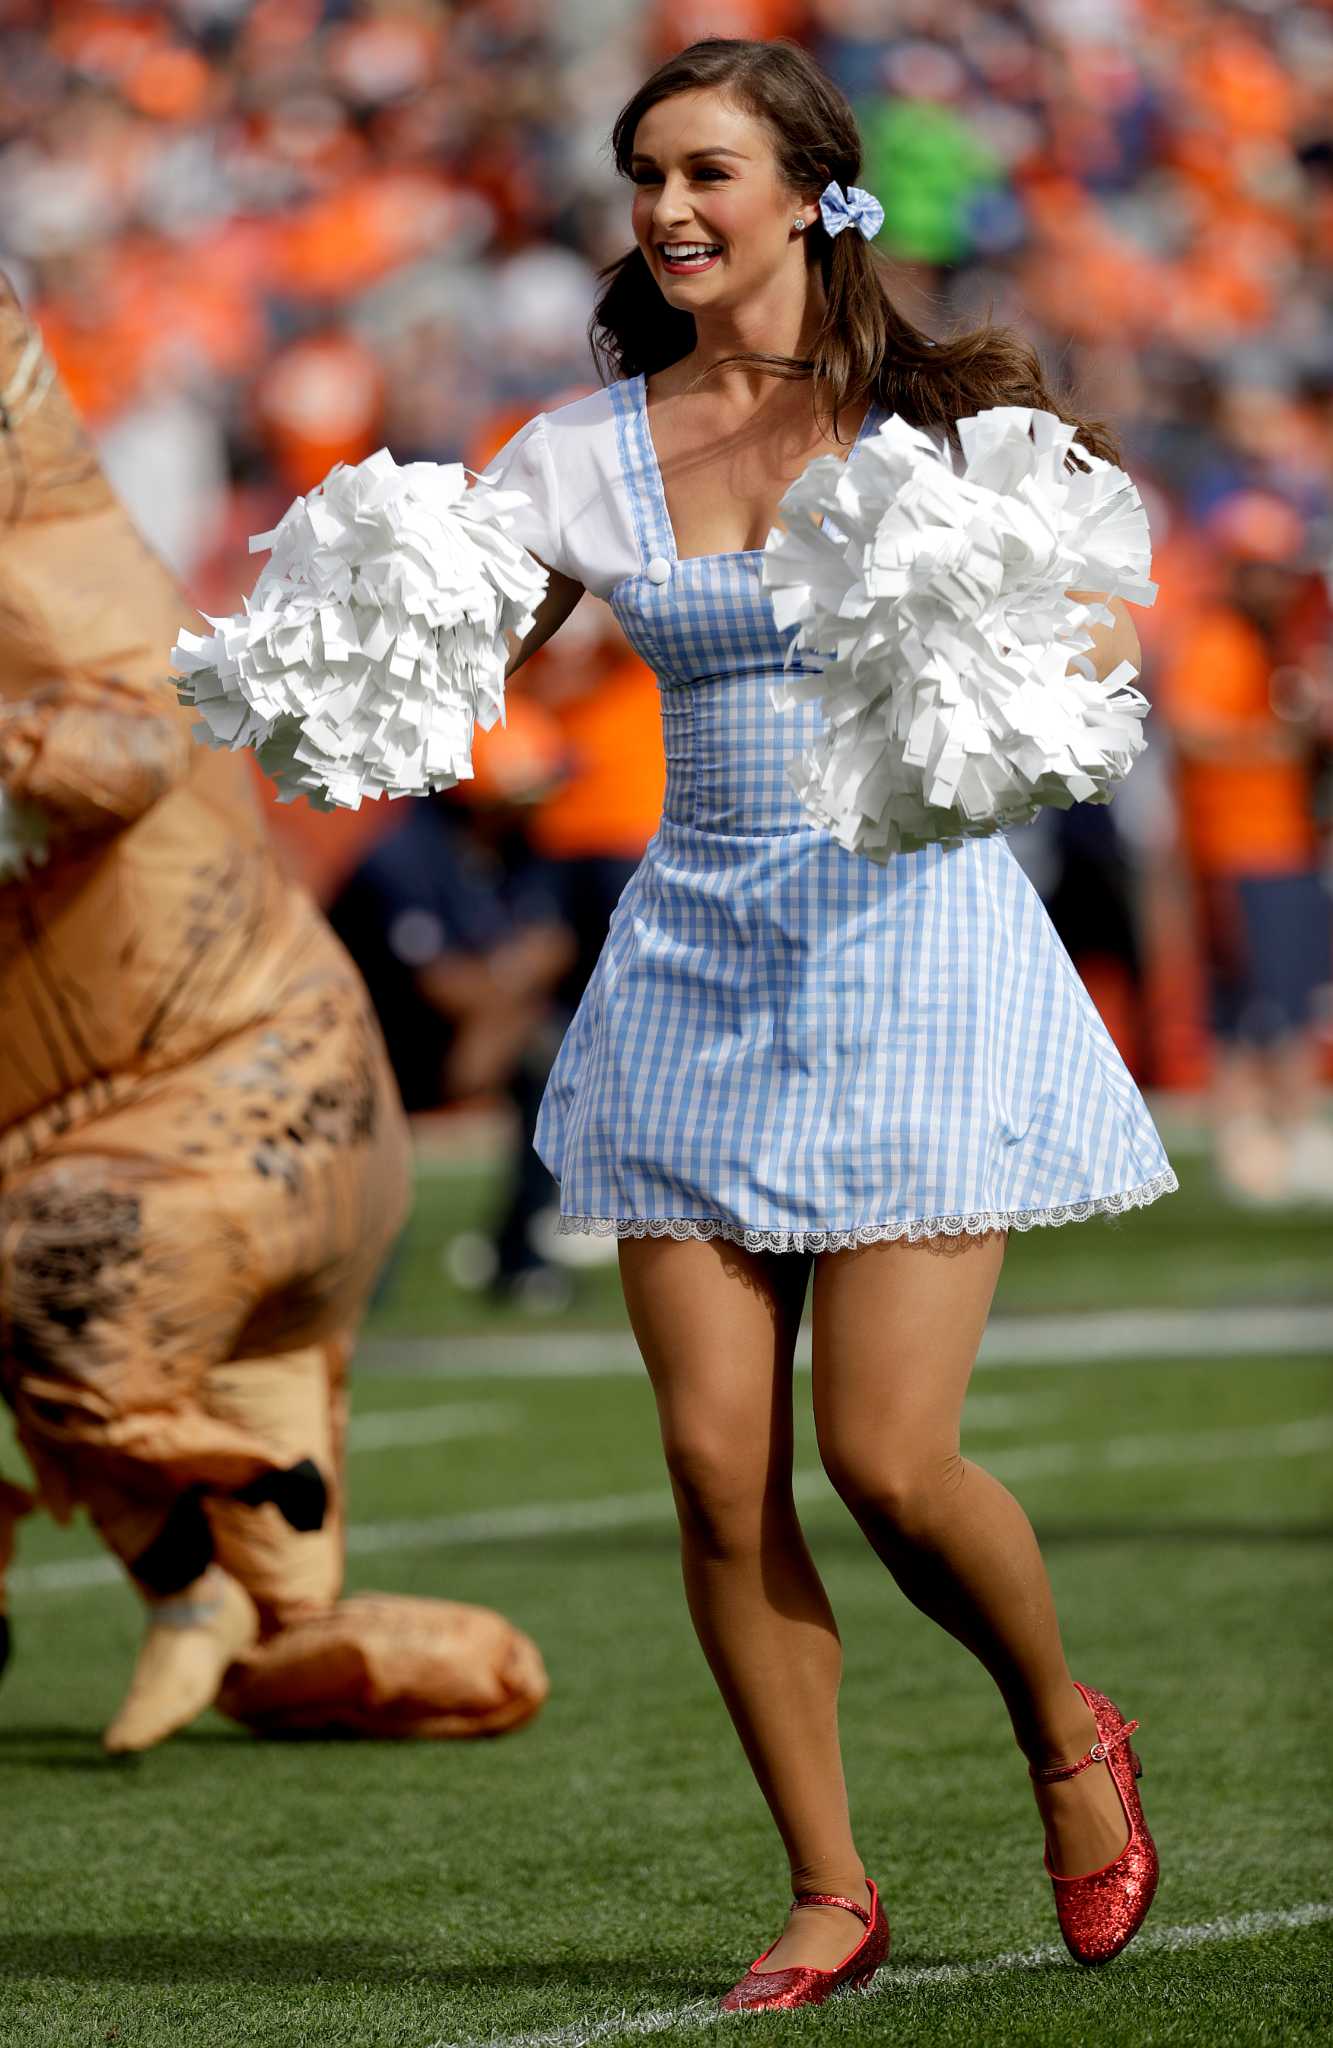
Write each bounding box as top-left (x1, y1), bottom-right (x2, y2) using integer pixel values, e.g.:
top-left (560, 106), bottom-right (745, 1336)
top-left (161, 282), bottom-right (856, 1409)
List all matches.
top-left (0, 787), bottom-right (49, 883)
top-left (170, 449), bottom-right (550, 810)
top-left (760, 406), bottom-right (1158, 861)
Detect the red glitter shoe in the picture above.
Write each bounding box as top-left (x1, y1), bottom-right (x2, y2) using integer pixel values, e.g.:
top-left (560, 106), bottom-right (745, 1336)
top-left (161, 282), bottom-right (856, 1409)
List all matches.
top-left (1029, 1678), bottom-right (1159, 1965)
top-left (716, 1877), bottom-right (890, 2013)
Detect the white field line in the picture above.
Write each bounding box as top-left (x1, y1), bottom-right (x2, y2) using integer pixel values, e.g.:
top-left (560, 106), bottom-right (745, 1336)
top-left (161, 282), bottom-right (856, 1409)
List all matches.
top-left (358, 1303), bottom-right (1333, 1379)
top-left (9, 1413), bottom-right (1331, 1601)
top-left (347, 1401), bottom-right (517, 1453)
top-left (360, 1391), bottom-right (1065, 1440)
top-left (424, 1900), bottom-right (1333, 2048)
top-left (0, 1388), bottom-right (1136, 1601)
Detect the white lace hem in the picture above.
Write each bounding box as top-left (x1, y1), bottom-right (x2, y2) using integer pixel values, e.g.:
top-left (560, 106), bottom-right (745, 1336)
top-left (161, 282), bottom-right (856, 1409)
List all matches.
top-left (551, 1165), bottom-right (1180, 1254)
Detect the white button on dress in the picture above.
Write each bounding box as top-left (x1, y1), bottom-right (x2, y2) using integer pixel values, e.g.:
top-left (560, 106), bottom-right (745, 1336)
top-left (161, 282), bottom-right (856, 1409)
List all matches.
top-left (645, 555), bottom-right (671, 584)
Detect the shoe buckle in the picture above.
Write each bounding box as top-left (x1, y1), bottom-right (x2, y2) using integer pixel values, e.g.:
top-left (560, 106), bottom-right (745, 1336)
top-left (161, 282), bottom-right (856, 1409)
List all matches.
top-left (1089, 1740), bottom-right (1109, 1762)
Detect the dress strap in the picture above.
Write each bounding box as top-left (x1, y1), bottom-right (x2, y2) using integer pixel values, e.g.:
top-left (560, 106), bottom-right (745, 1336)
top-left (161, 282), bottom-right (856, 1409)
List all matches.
top-left (791, 1890), bottom-right (873, 1926)
top-left (610, 373), bottom-right (673, 573)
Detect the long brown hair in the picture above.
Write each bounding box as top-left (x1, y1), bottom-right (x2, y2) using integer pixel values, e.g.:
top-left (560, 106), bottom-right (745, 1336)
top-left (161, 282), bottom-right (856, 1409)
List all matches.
top-left (590, 36), bottom-right (1121, 469)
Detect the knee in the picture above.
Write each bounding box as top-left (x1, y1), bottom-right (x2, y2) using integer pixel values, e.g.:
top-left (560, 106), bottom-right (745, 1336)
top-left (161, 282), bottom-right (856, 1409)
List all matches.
top-left (661, 1434), bottom-right (775, 1555)
top-left (817, 1438), bottom-right (966, 1538)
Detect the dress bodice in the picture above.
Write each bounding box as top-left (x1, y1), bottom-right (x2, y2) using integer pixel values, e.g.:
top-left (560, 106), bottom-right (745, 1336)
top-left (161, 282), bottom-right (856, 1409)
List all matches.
top-left (606, 374), bottom-right (881, 838)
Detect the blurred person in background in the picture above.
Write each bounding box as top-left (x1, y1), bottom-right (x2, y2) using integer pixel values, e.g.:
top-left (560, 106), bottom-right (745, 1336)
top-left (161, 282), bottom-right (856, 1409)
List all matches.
top-left (325, 694), bottom-right (580, 1311)
top-left (1155, 490), bottom-right (1333, 1206)
top-left (1005, 796), bottom-right (1151, 1080)
top-left (517, 594), bottom-right (668, 1273)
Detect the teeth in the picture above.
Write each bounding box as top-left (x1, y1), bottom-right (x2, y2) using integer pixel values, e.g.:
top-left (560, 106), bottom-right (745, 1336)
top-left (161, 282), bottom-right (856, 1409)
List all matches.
top-left (662, 244), bottom-right (720, 258)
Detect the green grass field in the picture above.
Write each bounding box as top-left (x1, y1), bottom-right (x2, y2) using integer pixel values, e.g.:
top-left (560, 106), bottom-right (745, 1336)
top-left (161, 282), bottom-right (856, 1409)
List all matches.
top-left (2, 1124), bottom-right (1330, 2046)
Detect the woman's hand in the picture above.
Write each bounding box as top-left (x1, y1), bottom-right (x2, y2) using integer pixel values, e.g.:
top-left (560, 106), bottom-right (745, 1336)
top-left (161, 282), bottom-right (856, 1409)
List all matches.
top-left (1063, 590), bottom-right (1142, 683)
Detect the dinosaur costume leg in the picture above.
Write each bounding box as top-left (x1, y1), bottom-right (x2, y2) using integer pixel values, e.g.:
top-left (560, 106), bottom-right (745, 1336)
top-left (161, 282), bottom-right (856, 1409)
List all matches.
top-left (198, 1327), bottom-right (551, 1741)
top-left (103, 1334), bottom-right (350, 1754)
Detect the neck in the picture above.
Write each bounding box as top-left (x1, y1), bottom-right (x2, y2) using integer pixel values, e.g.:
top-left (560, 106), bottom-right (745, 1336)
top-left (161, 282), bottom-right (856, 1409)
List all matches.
top-left (679, 270), bottom-right (827, 407)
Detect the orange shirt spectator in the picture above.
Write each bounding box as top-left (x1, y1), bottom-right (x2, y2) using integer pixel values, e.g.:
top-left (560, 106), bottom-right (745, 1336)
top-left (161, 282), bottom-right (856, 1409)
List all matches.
top-left (1156, 603), bottom-right (1319, 877)
top-left (526, 649), bottom-right (664, 864)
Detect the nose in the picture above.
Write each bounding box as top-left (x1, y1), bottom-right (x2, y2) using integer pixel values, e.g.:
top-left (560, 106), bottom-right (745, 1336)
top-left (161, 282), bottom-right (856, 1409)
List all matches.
top-left (651, 175), bottom-right (695, 235)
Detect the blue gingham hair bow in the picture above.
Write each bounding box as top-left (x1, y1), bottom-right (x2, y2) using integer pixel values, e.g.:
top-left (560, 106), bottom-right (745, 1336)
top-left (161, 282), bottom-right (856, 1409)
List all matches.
top-left (818, 177), bottom-right (884, 241)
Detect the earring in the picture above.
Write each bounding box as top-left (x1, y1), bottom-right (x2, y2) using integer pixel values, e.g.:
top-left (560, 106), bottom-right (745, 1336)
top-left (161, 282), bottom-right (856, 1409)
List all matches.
top-left (793, 217), bottom-right (806, 231)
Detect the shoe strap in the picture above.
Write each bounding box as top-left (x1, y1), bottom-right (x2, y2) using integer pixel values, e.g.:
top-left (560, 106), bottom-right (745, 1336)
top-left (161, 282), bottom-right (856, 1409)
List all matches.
top-left (1029, 1715), bottom-right (1140, 1783)
top-left (790, 1889), bottom-right (872, 1927)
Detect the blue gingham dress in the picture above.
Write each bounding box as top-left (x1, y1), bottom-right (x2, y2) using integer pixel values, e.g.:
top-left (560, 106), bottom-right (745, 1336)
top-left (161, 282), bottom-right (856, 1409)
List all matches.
top-left (532, 373), bottom-right (1180, 1253)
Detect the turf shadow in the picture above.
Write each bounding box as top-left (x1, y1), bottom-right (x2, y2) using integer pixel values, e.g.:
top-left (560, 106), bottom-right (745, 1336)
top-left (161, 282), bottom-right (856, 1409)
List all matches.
top-left (0, 1932), bottom-right (714, 1993)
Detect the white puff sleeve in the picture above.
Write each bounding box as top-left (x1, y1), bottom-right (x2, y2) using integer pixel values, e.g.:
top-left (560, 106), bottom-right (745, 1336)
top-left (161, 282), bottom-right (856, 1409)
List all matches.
top-left (475, 412), bottom-right (567, 579)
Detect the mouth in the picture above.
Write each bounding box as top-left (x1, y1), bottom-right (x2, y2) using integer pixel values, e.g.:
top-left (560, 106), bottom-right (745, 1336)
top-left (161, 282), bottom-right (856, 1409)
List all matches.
top-left (656, 241), bottom-right (723, 274)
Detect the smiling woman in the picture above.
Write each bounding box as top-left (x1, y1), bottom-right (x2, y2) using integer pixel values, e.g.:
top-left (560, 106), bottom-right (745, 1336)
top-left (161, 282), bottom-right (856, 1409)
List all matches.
top-left (478, 33), bottom-right (1171, 2013)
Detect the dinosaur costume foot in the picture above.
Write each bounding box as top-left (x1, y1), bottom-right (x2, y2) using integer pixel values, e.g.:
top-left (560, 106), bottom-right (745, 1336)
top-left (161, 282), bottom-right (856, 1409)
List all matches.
top-left (103, 1566), bottom-right (258, 1754)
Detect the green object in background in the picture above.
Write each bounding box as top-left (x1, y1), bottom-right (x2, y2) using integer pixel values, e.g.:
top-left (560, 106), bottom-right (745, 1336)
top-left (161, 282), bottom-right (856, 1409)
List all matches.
top-left (858, 95), bottom-right (1006, 266)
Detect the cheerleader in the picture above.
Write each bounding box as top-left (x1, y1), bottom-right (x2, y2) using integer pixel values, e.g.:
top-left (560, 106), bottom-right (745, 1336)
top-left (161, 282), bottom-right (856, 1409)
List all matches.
top-left (483, 37), bottom-right (1169, 2007)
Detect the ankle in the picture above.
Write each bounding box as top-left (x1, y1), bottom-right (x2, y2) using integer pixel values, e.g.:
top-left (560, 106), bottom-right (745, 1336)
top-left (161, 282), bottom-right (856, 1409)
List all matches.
top-left (146, 1565), bottom-right (231, 1628)
top-left (789, 1864), bottom-right (871, 1908)
top-left (1020, 1685), bottom-right (1098, 1774)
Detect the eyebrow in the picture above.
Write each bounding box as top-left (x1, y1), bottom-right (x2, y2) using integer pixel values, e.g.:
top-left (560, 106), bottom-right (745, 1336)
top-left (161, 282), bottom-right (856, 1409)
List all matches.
top-left (628, 147), bottom-right (749, 164)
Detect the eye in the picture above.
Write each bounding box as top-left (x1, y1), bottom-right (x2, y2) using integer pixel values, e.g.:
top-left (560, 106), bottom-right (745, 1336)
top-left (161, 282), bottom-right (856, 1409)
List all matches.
top-left (630, 168), bottom-right (729, 184)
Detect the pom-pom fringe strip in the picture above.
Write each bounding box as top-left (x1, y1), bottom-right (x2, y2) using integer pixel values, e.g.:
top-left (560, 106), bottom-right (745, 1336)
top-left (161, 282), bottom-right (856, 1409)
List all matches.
top-left (759, 403), bottom-right (1159, 860)
top-left (550, 1165), bottom-right (1179, 1254)
top-left (170, 448), bottom-right (548, 811)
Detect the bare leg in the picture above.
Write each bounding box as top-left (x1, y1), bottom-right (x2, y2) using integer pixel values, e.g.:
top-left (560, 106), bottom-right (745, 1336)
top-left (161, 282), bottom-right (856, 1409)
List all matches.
top-left (616, 1234), bottom-right (872, 1972)
top-left (1263, 1024), bottom-right (1324, 1133)
top-left (1210, 1041), bottom-right (1288, 1200)
top-left (811, 1229), bottom-right (1131, 1879)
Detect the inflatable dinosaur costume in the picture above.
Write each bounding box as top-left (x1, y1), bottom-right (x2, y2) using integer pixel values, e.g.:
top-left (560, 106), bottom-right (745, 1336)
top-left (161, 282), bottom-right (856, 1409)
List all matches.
top-left (0, 277), bottom-right (548, 1747)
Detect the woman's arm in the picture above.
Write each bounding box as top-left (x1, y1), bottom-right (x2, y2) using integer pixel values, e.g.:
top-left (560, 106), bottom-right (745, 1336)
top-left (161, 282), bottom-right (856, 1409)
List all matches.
top-left (504, 559), bottom-right (586, 681)
top-left (1063, 590), bottom-right (1142, 682)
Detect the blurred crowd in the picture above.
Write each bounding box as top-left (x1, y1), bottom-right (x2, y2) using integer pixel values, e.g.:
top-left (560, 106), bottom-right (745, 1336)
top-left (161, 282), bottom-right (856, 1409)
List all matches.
top-left (3, 0), bottom-right (1332, 1293)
